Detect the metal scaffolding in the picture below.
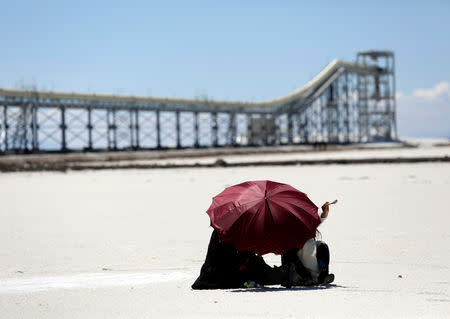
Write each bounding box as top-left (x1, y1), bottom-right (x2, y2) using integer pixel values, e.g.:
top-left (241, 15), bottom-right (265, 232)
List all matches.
top-left (0, 51), bottom-right (397, 154)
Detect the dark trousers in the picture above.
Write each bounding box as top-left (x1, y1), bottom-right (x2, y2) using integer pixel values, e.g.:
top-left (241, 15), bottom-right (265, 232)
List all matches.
top-left (281, 241), bottom-right (330, 285)
top-left (316, 242), bottom-right (330, 272)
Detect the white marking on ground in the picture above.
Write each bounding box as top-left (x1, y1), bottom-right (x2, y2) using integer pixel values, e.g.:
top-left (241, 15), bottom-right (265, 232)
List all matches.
top-left (0, 271), bottom-right (191, 294)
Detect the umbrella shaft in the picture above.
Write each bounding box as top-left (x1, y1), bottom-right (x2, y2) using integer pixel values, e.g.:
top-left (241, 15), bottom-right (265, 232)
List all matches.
top-left (264, 190), bottom-right (272, 214)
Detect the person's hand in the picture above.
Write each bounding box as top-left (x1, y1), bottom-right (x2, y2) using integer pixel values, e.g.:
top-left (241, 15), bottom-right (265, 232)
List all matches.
top-left (321, 202), bottom-right (330, 219)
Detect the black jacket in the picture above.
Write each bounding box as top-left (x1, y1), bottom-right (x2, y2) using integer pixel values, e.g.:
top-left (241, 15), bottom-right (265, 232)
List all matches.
top-left (192, 230), bottom-right (290, 289)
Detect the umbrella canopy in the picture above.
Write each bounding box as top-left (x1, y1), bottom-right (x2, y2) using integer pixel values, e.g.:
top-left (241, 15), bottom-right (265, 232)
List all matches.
top-left (206, 180), bottom-right (321, 256)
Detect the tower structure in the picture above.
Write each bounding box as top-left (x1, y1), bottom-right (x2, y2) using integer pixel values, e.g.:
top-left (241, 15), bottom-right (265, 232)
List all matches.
top-left (357, 50), bottom-right (396, 142)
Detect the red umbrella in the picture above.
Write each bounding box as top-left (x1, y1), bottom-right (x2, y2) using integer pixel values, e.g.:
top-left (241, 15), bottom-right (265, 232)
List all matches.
top-left (206, 180), bottom-right (321, 256)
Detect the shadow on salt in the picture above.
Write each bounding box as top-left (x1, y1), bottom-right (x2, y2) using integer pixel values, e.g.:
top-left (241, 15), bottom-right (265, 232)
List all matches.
top-left (229, 284), bottom-right (349, 293)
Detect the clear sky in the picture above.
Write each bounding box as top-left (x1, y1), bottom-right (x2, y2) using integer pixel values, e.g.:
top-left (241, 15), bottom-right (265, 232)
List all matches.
top-left (1, 0), bottom-right (449, 137)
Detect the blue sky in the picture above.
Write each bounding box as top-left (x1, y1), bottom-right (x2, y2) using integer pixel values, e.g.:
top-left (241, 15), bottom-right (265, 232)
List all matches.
top-left (1, 1), bottom-right (449, 137)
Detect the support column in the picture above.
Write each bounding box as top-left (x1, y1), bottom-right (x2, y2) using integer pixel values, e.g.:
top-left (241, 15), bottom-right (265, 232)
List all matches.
top-left (247, 113), bottom-right (252, 146)
top-left (21, 103), bottom-right (29, 151)
top-left (303, 111), bottom-right (309, 144)
top-left (129, 109), bottom-right (134, 148)
top-left (229, 112), bottom-right (236, 146)
top-left (107, 109), bottom-right (112, 150)
top-left (392, 56), bottom-right (398, 140)
top-left (296, 112), bottom-right (301, 144)
top-left (112, 109), bottom-right (117, 150)
top-left (274, 115), bottom-right (280, 145)
top-left (156, 110), bottom-right (161, 149)
top-left (176, 111), bottom-right (181, 148)
top-left (60, 105), bottom-right (67, 152)
top-left (87, 107), bottom-right (93, 150)
top-left (3, 105), bottom-right (8, 151)
top-left (262, 114), bottom-right (268, 146)
top-left (287, 112), bottom-right (293, 144)
top-left (31, 103), bottom-right (39, 151)
top-left (211, 112), bottom-right (218, 147)
top-left (135, 109), bottom-right (140, 149)
top-left (194, 111), bottom-right (199, 148)
top-left (344, 72), bottom-right (350, 143)
top-left (320, 97), bottom-right (326, 142)
top-left (327, 86), bottom-right (333, 143)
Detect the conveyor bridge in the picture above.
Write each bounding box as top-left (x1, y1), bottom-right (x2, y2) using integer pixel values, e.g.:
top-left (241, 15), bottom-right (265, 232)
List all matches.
top-left (0, 50), bottom-right (396, 153)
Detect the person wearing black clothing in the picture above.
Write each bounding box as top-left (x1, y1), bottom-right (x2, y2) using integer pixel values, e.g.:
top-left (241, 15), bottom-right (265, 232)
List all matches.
top-left (192, 230), bottom-right (308, 289)
top-left (282, 240), bottom-right (333, 286)
top-left (281, 201), bottom-right (335, 286)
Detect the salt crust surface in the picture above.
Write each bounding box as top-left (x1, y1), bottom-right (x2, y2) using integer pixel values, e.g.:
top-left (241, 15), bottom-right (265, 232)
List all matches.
top-left (0, 148), bottom-right (449, 318)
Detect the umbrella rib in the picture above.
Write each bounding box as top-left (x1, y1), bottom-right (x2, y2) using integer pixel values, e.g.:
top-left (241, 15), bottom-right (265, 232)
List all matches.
top-left (211, 197), bottom-right (263, 216)
top-left (264, 189), bottom-right (282, 252)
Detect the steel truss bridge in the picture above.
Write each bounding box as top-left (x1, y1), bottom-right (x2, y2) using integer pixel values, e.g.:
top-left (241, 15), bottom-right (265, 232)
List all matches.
top-left (0, 51), bottom-right (396, 154)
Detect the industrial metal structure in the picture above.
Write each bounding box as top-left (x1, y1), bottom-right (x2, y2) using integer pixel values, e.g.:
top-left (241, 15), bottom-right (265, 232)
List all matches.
top-left (0, 50), bottom-right (396, 154)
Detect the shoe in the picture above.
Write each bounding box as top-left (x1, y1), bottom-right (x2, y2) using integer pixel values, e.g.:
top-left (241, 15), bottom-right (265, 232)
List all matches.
top-left (280, 263), bottom-right (298, 288)
top-left (317, 269), bottom-right (329, 284)
top-left (244, 280), bottom-right (263, 288)
top-left (320, 273), bottom-right (334, 285)
top-left (288, 263), bottom-right (303, 287)
top-left (286, 263), bottom-right (316, 287)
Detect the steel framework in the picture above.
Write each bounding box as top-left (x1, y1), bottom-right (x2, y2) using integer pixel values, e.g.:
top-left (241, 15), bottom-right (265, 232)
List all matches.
top-left (0, 51), bottom-right (396, 154)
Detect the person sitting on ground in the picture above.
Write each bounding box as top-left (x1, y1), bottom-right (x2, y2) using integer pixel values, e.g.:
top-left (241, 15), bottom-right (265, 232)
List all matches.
top-left (192, 230), bottom-right (302, 290)
top-left (282, 201), bottom-right (335, 286)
